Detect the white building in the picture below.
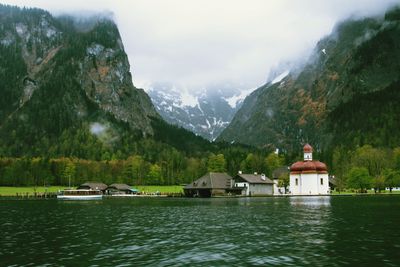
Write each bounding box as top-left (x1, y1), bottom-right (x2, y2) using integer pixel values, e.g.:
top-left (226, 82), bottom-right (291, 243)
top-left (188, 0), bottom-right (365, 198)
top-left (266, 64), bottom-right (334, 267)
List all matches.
top-left (289, 144), bottom-right (330, 195)
top-left (234, 172), bottom-right (274, 196)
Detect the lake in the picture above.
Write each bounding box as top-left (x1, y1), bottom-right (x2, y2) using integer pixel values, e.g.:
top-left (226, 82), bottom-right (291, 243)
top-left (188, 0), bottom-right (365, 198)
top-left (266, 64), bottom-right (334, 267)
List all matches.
top-left (1, 196), bottom-right (399, 266)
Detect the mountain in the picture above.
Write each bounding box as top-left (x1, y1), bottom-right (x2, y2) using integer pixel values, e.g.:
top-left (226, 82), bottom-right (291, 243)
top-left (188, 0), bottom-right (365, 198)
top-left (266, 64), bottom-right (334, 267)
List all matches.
top-left (0, 5), bottom-right (211, 158)
top-left (218, 6), bottom-right (400, 155)
top-left (148, 83), bottom-right (250, 140)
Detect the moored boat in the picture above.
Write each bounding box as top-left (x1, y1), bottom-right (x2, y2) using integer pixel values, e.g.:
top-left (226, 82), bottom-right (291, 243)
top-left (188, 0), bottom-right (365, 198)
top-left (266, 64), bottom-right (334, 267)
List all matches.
top-left (57, 189), bottom-right (103, 200)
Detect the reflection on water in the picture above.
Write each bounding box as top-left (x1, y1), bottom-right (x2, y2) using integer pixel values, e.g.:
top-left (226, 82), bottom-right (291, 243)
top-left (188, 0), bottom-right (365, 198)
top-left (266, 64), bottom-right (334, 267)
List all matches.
top-left (289, 196), bottom-right (331, 207)
top-left (0, 196), bottom-right (399, 266)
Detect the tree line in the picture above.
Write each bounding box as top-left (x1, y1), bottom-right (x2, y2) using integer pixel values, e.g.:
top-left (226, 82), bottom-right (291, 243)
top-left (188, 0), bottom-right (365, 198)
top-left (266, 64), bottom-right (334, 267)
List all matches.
top-left (0, 150), bottom-right (287, 187)
top-left (332, 145), bottom-right (400, 192)
top-left (1, 140), bottom-right (400, 192)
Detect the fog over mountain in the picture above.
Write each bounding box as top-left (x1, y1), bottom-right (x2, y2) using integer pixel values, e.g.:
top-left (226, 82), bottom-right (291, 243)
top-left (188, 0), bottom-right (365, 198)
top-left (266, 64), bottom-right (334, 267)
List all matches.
top-left (3, 0), bottom-right (398, 91)
top-left (3, 0), bottom-right (399, 138)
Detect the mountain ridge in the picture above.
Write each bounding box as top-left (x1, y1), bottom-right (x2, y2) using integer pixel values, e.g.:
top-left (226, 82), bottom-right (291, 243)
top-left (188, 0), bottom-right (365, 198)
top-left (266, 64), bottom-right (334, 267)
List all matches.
top-left (217, 6), bottom-right (400, 157)
top-left (0, 4), bottom-right (214, 159)
top-left (148, 84), bottom-right (247, 140)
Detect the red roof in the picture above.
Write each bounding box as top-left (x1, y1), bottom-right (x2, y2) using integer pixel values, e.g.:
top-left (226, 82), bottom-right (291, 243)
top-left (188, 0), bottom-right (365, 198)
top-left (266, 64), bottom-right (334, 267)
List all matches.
top-left (290, 160), bottom-right (328, 174)
top-left (303, 143), bottom-right (313, 153)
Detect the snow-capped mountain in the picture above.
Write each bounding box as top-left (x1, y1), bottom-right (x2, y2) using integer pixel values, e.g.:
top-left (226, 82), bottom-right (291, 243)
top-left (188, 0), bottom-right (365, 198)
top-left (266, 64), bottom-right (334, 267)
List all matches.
top-left (147, 83), bottom-right (251, 140)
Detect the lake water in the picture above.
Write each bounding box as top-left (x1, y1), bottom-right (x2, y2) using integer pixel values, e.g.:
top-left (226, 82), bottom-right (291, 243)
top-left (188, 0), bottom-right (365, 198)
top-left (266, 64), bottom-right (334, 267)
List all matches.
top-left (1, 196), bottom-right (399, 266)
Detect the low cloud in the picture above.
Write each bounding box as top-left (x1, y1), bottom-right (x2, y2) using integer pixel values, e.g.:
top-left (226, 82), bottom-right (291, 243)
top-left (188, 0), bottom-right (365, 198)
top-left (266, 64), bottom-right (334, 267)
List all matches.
top-left (90, 122), bottom-right (106, 136)
top-left (4, 0), bottom-right (399, 92)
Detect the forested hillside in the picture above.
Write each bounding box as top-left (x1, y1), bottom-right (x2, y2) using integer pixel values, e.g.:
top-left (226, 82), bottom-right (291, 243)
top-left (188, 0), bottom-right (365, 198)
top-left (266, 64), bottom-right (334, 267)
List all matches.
top-left (0, 5), bottom-right (280, 186)
top-left (218, 6), bottom-right (400, 161)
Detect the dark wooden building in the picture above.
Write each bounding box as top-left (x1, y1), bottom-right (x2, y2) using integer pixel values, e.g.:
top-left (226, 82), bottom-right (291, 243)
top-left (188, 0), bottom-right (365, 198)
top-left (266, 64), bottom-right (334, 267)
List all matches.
top-left (107, 184), bottom-right (138, 195)
top-left (184, 172), bottom-right (235, 197)
top-left (78, 182), bottom-right (108, 193)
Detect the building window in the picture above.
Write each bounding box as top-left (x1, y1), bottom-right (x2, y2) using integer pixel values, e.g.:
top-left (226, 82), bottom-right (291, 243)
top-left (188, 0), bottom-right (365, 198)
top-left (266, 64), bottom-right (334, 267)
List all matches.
top-left (295, 178), bottom-right (298, 186)
top-left (320, 178), bottom-right (323, 185)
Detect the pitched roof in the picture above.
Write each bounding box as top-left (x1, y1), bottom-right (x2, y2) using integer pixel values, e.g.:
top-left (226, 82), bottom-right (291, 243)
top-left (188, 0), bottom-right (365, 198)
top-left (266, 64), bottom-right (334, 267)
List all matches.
top-left (78, 182), bottom-right (108, 191)
top-left (184, 172), bottom-right (233, 190)
top-left (235, 173), bottom-right (274, 184)
top-left (108, 183), bottom-right (131, 190)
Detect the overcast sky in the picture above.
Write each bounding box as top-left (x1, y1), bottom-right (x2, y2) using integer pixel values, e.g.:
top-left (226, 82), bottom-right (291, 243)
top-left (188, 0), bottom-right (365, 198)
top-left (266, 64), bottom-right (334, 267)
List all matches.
top-left (2, 0), bottom-right (399, 92)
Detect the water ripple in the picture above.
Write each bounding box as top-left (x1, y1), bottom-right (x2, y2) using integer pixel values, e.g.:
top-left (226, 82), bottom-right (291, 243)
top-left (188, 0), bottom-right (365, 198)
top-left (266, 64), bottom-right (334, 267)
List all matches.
top-left (0, 196), bottom-right (400, 266)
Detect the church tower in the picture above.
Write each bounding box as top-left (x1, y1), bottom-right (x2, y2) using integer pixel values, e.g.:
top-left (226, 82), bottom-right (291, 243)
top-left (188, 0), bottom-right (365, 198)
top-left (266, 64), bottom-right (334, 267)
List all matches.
top-left (303, 143), bottom-right (313, 161)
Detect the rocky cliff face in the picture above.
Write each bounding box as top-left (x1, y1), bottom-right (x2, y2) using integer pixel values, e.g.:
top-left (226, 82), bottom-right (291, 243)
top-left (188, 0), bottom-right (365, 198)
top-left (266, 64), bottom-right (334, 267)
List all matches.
top-left (218, 6), bottom-right (400, 154)
top-left (0, 5), bottom-right (160, 156)
top-left (79, 36), bottom-right (158, 135)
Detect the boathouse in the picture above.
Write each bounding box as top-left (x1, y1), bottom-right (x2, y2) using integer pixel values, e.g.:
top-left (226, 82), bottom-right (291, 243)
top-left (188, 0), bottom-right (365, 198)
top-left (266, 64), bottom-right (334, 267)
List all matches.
top-left (184, 172), bottom-right (234, 197)
top-left (78, 182), bottom-right (108, 193)
top-left (233, 172), bottom-right (274, 196)
top-left (107, 184), bottom-right (138, 195)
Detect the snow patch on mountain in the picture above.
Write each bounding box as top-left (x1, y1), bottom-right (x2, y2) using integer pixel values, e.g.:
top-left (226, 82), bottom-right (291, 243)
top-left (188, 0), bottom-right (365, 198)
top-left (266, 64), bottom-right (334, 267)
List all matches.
top-left (224, 88), bottom-right (254, 108)
top-left (180, 89), bottom-right (199, 108)
top-left (147, 84), bottom-right (246, 140)
top-left (271, 70), bottom-right (289, 84)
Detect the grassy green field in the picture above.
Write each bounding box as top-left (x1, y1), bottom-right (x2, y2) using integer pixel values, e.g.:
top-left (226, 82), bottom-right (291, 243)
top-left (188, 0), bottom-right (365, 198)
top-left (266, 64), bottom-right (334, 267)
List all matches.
top-left (0, 186), bottom-right (68, 196)
top-left (134, 185), bottom-right (183, 194)
top-left (332, 189), bottom-right (400, 195)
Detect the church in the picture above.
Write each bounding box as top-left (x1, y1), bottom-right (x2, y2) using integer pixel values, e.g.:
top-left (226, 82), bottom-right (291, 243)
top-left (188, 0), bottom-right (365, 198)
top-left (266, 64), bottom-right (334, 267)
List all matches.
top-left (289, 144), bottom-right (330, 195)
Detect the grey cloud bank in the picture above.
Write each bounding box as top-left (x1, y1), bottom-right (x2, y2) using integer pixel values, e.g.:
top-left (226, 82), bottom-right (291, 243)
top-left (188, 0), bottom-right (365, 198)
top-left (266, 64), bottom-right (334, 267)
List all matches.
top-left (3, 0), bottom-right (399, 92)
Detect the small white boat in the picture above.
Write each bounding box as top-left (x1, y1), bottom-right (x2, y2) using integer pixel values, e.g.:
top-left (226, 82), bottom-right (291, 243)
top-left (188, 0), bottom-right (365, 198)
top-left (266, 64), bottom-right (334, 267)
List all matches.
top-left (57, 189), bottom-right (103, 200)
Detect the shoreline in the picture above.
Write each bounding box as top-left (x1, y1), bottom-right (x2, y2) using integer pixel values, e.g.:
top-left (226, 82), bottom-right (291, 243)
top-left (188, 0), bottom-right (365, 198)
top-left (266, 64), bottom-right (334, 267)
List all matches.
top-left (1, 192), bottom-right (400, 200)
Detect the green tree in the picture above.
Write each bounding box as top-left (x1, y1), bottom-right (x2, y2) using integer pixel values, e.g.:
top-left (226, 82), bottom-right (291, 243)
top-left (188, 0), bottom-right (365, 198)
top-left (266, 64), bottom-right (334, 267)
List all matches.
top-left (63, 160), bottom-right (76, 188)
top-left (373, 175), bottom-right (386, 193)
top-left (332, 147), bottom-right (352, 192)
top-left (392, 148), bottom-right (400, 170)
top-left (148, 164), bottom-right (162, 185)
top-left (130, 155), bottom-right (146, 185)
top-left (265, 152), bottom-right (285, 177)
top-left (383, 169), bottom-right (400, 193)
top-left (240, 153), bottom-right (264, 174)
top-left (352, 145), bottom-right (389, 177)
top-left (207, 153), bottom-right (226, 172)
top-left (184, 157), bottom-right (206, 184)
top-left (347, 167), bottom-right (372, 193)
top-left (278, 173), bottom-right (290, 194)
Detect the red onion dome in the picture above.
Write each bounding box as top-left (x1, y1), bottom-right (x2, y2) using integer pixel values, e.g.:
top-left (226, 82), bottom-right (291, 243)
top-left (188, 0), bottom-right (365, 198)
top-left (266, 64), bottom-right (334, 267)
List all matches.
top-left (290, 161), bottom-right (304, 172)
top-left (303, 143), bottom-right (313, 153)
top-left (302, 161), bottom-right (317, 172)
top-left (314, 161), bottom-right (328, 172)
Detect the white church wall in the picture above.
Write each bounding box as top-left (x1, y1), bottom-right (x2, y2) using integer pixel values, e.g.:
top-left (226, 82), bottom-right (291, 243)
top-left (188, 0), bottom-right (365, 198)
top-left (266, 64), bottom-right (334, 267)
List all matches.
top-left (289, 174), bottom-right (301, 195)
top-left (290, 173), bottom-right (330, 195)
top-left (318, 173), bottom-right (330, 194)
top-left (302, 173), bottom-right (319, 195)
